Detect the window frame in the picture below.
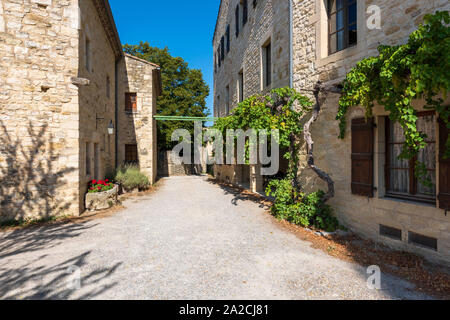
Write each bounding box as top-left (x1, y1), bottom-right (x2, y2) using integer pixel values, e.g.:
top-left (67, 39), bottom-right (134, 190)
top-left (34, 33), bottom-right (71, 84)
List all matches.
top-left (125, 144), bottom-right (139, 164)
top-left (226, 25), bottom-right (230, 53)
top-left (262, 41), bottom-right (272, 88)
top-left (225, 84), bottom-right (230, 116)
top-left (238, 70), bottom-right (244, 103)
top-left (385, 111), bottom-right (437, 204)
top-left (125, 92), bottom-right (137, 113)
top-left (220, 36), bottom-right (225, 61)
top-left (106, 75), bottom-right (110, 99)
top-left (85, 142), bottom-right (91, 176)
top-left (242, 0), bottom-right (248, 25)
top-left (85, 36), bottom-right (91, 72)
top-left (327, 0), bottom-right (357, 55)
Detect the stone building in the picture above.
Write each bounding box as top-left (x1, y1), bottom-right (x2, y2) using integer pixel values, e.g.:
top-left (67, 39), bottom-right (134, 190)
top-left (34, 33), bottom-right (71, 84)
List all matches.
top-left (0, 0), bottom-right (160, 221)
top-left (213, 0), bottom-right (291, 192)
top-left (213, 0), bottom-right (450, 264)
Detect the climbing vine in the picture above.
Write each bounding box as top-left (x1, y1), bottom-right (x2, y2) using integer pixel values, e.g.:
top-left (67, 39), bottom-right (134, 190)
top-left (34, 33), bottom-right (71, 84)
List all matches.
top-left (337, 11), bottom-right (450, 169)
top-left (213, 88), bottom-right (339, 231)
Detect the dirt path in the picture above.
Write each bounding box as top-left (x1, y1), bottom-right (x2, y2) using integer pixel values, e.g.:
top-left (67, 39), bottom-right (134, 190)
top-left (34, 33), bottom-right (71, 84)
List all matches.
top-left (0, 176), bottom-right (433, 299)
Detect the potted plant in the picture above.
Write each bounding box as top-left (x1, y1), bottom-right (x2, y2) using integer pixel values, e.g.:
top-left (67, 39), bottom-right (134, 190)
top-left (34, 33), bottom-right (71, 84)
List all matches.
top-left (85, 179), bottom-right (119, 211)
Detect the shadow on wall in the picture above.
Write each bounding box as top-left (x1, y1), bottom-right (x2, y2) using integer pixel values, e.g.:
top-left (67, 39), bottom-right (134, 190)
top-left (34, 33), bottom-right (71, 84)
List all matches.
top-left (0, 221), bottom-right (120, 299)
top-left (0, 121), bottom-right (76, 222)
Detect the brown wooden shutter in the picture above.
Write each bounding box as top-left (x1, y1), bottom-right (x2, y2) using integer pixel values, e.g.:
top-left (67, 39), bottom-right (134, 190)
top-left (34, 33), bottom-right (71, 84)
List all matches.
top-left (125, 93), bottom-right (137, 112)
top-left (351, 117), bottom-right (374, 197)
top-left (438, 116), bottom-right (450, 210)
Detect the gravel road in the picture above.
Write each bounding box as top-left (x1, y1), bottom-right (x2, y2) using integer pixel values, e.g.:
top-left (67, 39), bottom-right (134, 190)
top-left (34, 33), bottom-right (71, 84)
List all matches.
top-left (0, 176), bottom-right (432, 300)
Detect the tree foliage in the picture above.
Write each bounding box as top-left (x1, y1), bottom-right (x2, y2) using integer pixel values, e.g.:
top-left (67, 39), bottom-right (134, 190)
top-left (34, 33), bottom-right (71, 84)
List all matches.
top-left (123, 42), bottom-right (210, 150)
top-left (337, 11), bottom-right (450, 168)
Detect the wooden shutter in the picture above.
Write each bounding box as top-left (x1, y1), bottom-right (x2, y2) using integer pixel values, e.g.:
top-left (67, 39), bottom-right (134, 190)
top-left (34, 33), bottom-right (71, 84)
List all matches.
top-left (351, 117), bottom-right (374, 197)
top-left (125, 93), bottom-right (137, 112)
top-left (438, 117), bottom-right (450, 210)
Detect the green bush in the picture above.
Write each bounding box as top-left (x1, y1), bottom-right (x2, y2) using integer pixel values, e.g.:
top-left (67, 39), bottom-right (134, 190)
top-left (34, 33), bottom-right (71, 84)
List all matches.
top-left (266, 178), bottom-right (339, 232)
top-left (114, 165), bottom-right (150, 191)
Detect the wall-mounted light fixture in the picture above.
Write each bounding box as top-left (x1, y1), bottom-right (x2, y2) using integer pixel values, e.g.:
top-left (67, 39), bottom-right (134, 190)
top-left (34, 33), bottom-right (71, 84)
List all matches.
top-left (108, 120), bottom-right (114, 135)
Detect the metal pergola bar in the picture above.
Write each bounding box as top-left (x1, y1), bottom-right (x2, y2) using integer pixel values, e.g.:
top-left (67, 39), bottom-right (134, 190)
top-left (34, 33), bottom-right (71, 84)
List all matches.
top-left (153, 115), bottom-right (218, 122)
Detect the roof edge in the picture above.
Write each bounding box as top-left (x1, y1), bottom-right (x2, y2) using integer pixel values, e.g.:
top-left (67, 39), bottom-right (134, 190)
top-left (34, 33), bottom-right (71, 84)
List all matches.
top-left (212, 0), bottom-right (224, 44)
top-left (93, 0), bottom-right (123, 59)
top-left (124, 53), bottom-right (160, 68)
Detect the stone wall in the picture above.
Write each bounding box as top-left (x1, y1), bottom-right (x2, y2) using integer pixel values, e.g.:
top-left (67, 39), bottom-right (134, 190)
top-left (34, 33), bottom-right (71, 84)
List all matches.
top-left (291, 0), bottom-right (450, 264)
top-left (157, 150), bottom-right (203, 177)
top-left (213, 0), bottom-right (290, 117)
top-left (117, 53), bottom-right (158, 184)
top-left (0, 0), bottom-right (81, 221)
top-left (78, 0), bottom-right (117, 211)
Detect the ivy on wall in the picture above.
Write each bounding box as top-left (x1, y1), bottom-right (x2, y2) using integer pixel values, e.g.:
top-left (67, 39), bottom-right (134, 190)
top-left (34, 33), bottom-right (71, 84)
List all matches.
top-left (214, 88), bottom-right (340, 231)
top-left (336, 11), bottom-right (450, 174)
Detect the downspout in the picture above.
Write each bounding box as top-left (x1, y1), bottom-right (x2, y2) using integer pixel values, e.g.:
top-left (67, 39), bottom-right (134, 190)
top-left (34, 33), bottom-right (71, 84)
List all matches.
top-left (289, 0), bottom-right (293, 88)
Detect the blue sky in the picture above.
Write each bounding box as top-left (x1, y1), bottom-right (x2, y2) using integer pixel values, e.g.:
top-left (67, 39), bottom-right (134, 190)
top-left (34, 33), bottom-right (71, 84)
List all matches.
top-left (109, 0), bottom-right (220, 117)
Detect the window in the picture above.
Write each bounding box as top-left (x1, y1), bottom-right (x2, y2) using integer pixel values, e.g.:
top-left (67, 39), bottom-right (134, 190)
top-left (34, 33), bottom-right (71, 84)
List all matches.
top-left (217, 48), bottom-right (221, 68)
top-left (242, 0), bottom-right (248, 25)
top-left (106, 76), bottom-right (110, 98)
top-left (385, 112), bottom-right (436, 203)
top-left (214, 53), bottom-right (217, 73)
top-left (253, 0), bottom-right (257, 8)
top-left (238, 70), bottom-right (244, 103)
top-left (225, 85), bottom-right (230, 116)
top-left (263, 41), bottom-right (272, 88)
top-left (125, 93), bottom-right (137, 112)
top-left (85, 142), bottom-right (91, 176)
top-left (220, 36), bottom-right (225, 61)
top-left (226, 25), bottom-right (230, 54)
top-left (94, 143), bottom-right (99, 179)
top-left (125, 144), bottom-right (138, 164)
top-left (217, 95), bottom-right (220, 117)
top-left (328, 0), bottom-right (357, 55)
top-left (235, 5), bottom-right (240, 37)
top-left (85, 37), bottom-right (91, 71)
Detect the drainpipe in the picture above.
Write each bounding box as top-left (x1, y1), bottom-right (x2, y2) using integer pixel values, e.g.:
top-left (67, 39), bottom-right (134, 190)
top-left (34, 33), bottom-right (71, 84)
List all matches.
top-left (289, 0), bottom-right (293, 88)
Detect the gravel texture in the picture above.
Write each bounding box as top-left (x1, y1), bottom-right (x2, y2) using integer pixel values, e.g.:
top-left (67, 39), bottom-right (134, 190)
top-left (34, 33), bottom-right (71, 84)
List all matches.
top-left (0, 176), bottom-right (432, 300)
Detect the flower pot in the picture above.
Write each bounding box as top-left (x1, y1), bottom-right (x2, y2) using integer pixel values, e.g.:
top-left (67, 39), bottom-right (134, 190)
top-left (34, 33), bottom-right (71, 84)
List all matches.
top-left (85, 184), bottom-right (119, 212)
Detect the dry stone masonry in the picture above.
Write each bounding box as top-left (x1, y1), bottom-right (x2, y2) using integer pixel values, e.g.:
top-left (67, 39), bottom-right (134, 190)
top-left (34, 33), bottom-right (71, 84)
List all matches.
top-left (0, 0), bottom-right (159, 220)
top-left (213, 0), bottom-right (450, 264)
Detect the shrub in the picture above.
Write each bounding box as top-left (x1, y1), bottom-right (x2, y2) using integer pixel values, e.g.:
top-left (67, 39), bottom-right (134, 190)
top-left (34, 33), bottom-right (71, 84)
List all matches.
top-left (88, 179), bottom-right (114, 193)
top-left (266, 178), bottom-right (339, 232)
top-left (114, 164), bottom-right (150, 191)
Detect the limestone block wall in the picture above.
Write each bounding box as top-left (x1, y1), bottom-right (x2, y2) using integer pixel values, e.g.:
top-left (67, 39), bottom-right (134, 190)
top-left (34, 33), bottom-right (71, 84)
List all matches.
top-left (77, 0), bottom-right (117, 211)
top-left (0, 0), bottom-right (81, 221)
top-left (291, 0), bottom-right (450, 263)
top-left (158, 150), bottom-right (203, 177)
top-left (117, 54), bottom-right (158, 184)
top-left (213, 0), bottom-right (290, 117)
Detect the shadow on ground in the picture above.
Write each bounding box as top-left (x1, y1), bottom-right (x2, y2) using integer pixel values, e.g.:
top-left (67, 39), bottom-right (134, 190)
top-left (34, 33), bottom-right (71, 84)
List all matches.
top-left (207, 178), bottom-right (271, 210)
top-left (0, 221), bottom-right (121, 299)
top-left (207, 177), bottom-right (450, 300)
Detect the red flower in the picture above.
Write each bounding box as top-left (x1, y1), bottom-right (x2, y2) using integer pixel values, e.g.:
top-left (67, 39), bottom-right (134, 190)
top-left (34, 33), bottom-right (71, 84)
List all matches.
top-left (92, 180), bottom-right (97, 184)
top-left (105, 179), bottom-right (109, 182)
